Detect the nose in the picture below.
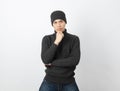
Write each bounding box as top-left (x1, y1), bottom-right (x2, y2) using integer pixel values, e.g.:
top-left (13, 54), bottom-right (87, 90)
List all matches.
top-left (57, 22), bottom-right (61, 27)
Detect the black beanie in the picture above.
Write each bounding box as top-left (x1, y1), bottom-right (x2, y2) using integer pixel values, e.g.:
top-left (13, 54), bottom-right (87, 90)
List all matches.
top-left (50, 10), bottom-right (67, 25)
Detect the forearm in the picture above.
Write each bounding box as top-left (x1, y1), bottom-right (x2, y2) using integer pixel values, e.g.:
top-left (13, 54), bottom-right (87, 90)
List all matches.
top-left (52, 55), bottom-right (80, 67)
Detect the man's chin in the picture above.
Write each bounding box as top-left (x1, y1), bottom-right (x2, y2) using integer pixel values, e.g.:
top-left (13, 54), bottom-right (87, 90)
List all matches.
top-left (57, 30), bottom-right (62, 32)
top-left (57, 29), bottom-right (64, 32)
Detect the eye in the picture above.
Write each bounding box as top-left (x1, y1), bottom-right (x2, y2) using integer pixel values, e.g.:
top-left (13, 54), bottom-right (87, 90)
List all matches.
top-left (53, 21), bottom-right (57, 24)
top-left (59, 20), bottom-right (63, 23)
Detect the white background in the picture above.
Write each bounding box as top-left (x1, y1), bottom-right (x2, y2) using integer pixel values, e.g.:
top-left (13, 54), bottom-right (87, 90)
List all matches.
top-left (0, 0), bottom-right (120, 91)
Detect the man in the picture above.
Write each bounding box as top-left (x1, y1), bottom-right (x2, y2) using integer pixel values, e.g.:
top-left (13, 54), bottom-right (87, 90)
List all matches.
top-left (39, 10), bottom-right (81, 91)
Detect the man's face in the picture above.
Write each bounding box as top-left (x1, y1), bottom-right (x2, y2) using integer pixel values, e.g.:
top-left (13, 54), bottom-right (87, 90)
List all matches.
top-left (52, 19), bottom-right (66, 32)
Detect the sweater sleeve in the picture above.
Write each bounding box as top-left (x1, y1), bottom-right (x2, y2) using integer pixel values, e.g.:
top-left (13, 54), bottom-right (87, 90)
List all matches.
top-left (41, 36), bottom-right (58, 64)
top-left (52, 36), bottom-right (81, 67)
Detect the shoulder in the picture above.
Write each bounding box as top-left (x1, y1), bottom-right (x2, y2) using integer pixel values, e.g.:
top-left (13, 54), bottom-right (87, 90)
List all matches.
top-left (42, 33), bottom-right (55, 40)
top-left (66, 32), bottom-right (80, 41)
top-left (66, 33), bottom-right (80, 47)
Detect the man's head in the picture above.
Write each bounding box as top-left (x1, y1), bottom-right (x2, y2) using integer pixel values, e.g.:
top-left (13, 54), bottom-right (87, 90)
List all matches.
top-left (50, 10), bottom-right (67, 32)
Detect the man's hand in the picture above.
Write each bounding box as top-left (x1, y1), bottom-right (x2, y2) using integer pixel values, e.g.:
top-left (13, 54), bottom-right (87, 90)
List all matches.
top-left (45, 63), bottom-right (52, 67)
top-left (54, 31), bottom-right (64, 45)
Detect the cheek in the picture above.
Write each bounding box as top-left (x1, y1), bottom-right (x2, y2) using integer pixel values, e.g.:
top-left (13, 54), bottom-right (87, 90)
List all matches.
top-left (62, 24), bottom-right (66, 27)
top-left (53, 26), bottom-right (57, 30)
top-left (62, 22), bottom-right (66, 26)
top-left (53, 25), bottom-right (56, 28)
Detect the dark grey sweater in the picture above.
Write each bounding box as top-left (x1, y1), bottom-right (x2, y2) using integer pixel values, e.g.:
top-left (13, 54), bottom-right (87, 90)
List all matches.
top-left (41, 29), bottom-right (81, 84)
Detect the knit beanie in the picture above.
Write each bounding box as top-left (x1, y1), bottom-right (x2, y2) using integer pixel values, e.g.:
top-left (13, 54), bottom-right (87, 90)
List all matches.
top-left (50, 10), bottom-right (67, 25)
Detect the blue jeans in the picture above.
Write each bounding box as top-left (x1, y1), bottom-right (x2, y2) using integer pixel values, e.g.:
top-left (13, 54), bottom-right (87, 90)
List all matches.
top-left (39, 79), bottom-right (79, 91)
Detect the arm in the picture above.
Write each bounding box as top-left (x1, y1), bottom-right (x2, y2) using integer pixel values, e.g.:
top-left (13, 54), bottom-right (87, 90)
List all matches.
top-left (52, 36), bottom-right (81, 67)
top-left (41, 36), bottom-right (58, 64)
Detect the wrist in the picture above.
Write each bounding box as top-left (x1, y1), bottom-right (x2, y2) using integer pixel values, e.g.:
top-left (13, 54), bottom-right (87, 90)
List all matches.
top-left (54, 41), bottom-right (59, 45)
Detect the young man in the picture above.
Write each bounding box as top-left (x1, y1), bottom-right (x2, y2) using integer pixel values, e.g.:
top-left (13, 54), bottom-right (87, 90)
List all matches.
top-left (39, 10), bottom-right (81, 91)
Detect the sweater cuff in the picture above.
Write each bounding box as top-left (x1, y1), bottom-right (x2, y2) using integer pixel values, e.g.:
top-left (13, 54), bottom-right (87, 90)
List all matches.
top-left (53, 43), bottom-right (58, 47)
